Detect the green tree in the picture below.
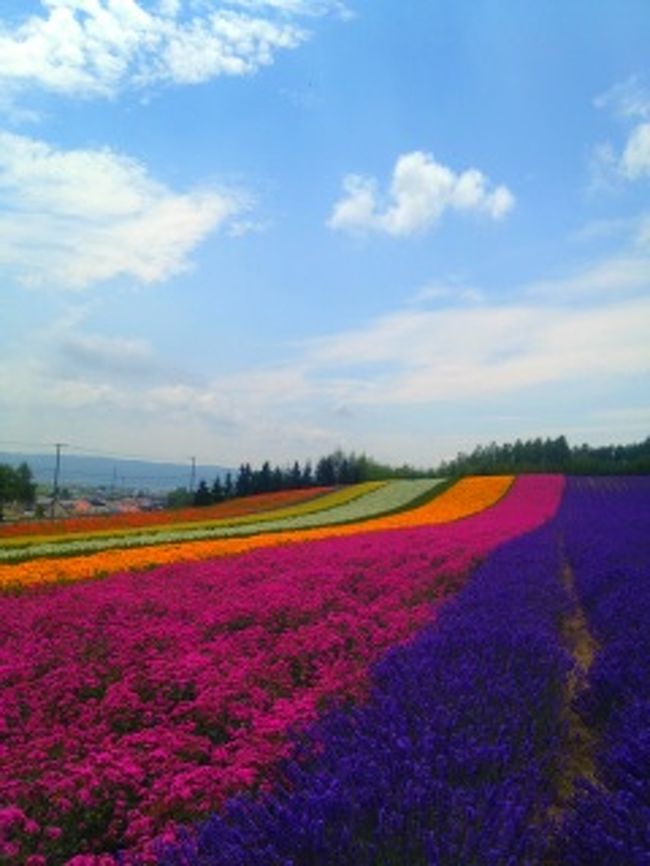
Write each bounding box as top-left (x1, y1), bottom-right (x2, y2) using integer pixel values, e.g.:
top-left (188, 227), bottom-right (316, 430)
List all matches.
top-left (193, 480), bottom-right (212, 506)
top-left (301, 461), bottom-right (313, 487)
top-left (0, 465), bottom-right (16, 521)
top-left (15, 462), bottom-right (36, 505)
top-left (236, 464), bottom-right (253, 497)
top-left (315, 456), bottom-right (336, 486)
top-left (0, 462), bottom-right (36, 520)
top-left (290, 460), bottom-right (302, 488)
top-left (211, 477), bottom-right (225, 503)
top-left (259, 461), bottom-right (273, 493)
top-left (166, 487), bottom-right (192, 508)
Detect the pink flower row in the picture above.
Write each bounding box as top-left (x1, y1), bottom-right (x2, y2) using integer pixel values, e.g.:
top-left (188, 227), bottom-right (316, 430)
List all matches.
top-left (0, 475), bottom-right (564, 865)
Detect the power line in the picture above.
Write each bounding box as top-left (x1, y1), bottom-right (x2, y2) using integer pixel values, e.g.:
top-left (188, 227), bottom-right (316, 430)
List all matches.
top-left (0, 439), bottom-right (53, 450)
top-left (0, 438), bottom-right (201, 465)
top-left (65, 443), bottom-right (182, 463)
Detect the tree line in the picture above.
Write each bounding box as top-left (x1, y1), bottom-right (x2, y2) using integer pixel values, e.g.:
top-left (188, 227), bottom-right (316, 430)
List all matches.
top-left (433, 435), bottom-right (650, 476)
top-left (172, 450), bottom-right (428, 508)
top-left (179, 436), bottom-right (650, 508)
top-left (0, 462), bottom-right (37, 520)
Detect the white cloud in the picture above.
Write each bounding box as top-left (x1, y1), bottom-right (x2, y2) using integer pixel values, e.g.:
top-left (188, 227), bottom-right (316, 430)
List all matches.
top-left (3, 223), bottom-right (649, 464)
top-left (0, 0), bottom-right (345, 99)
top-left (60, 333), bottom-right (158, 377)
top-left (523, 252), bottom-right (650, 299)
top-left (51, 379), bottom-right (125, 408)
top-left (621, 123), bottom-right (650, 179)
top-left (594, 77), bottom-right (650, 184)
top-left (302, 297), bottom-right (650, 406)
top-left (0, 131), bottom-right (246, 289)
top-left (0, 346), bottom-right (338, 464)
top-left (327, 150), bottom-right (515, 236)
top-left (637, 215), bottom-right (650, 248)
top-left (570, 215), bottom-right (639, 244)
top-left (409, 280), bottom-right (484, 306)
top-left (595, 76), bottom-right (650, 120)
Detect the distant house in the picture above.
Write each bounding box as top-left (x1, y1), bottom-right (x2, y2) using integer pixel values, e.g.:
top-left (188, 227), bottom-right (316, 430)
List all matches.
top-left (71, 498), bottom-right (110, 516)
top-left (114, 498), bottom-right (140, 514)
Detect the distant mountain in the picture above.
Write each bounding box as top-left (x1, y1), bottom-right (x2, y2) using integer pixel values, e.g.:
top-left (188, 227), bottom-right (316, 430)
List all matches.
top-left (0, 452), bottom-right (233, 493)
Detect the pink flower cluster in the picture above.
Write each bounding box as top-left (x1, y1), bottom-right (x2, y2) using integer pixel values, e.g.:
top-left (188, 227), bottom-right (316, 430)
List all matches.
top-left (0, 476), bottom-right (563, 864)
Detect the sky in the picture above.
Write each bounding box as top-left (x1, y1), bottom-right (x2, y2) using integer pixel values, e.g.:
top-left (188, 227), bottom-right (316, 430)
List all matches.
top-left (0, 0), bottom-right (649, 469)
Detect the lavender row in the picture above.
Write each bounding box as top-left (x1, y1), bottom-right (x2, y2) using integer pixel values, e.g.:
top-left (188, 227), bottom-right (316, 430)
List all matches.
top-left (554, 477), bottom-right (650, 865)
top-left (160, 518), bottom-right (571, 866)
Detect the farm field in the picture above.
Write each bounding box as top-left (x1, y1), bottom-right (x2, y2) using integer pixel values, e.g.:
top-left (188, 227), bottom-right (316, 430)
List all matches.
top-left (1, 475), bottom-right (648, 865)
top-left (0, 479), bottom-right (440, 559)
top-left (0, 476), bottom-right (508, 590)
top-left (0, 487), bottom-right (338, 541)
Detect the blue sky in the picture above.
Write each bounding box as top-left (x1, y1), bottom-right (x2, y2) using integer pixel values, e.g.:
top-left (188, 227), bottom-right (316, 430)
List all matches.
top-left (1, 0), bottom-right (649, 468)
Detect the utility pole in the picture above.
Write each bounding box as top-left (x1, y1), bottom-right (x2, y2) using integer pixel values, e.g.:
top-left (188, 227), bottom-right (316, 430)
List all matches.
top-left (51, 442), bottom-right (67, 518)
top-left (189, 456), bottom-right (196, 495)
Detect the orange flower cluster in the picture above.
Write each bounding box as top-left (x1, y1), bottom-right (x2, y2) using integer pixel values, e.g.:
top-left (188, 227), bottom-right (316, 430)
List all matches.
top-left (0, 477), bottom-right (512, 592)
top-left (0, 486), bottom-right (334, 541)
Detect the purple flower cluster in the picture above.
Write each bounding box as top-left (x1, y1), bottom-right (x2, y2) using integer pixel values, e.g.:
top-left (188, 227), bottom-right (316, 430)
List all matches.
top-left (160, 517), bottom-right (572, 865)
top-left (554, 477), bottom-right (650, 865)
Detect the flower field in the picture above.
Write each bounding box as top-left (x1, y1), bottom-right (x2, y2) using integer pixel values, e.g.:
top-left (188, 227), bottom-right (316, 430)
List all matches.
top-left (0, 484), bottom-right (373, 550)
top-left (0, 476), bottom-right (509, 590)
top-left (0, 487), bottom-right (336, 541)
top-left (1, 475), bottom-right (648, 865)
top-left (0, 479), bottom-right (440, 561)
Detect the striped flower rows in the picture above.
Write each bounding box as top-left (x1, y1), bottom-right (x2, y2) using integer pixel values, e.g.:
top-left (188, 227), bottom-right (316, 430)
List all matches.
top-left (0, 476), bottom-right (562, 865)
top-left (0, 477), bottom-right (511, 591)
top-left (0, 484), bottom-right (382, 552)
top-left (1, 479), bottom-right (440, 560)
top-left (0, 487), bottom-right (336, 542)
top-left (1, 474), bottom-right (647, 866)
top-left (0, 480), bottom-right (436, 560)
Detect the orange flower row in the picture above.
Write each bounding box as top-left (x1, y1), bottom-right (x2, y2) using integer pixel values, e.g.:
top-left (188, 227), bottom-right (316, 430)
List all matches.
top-left (0, 476), bottom-right (513, 592)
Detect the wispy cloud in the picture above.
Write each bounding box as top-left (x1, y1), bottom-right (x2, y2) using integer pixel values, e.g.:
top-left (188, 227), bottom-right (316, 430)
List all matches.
top-left (523, 252), bottom-right (650, 300)
top-left (3, 227), bottom-right (649, 463)
top-left (23, 286), bottom-right (648, 435)
top-left (59, 333), bottom-right (157, 377)
top-left (301, 297), bottom-right (650, 405)
top-left (408, 280), bottom-right (484, 306)
top-left (0, 0), bottom-right (346, 100)
top-left (620, 123), bottom-right (650, 180)
top-left (528, 213), bottom-right (650, 300)
top-left (327, 150), bottom-right (515, 236)
top-left (0, 131), bottom-right (246, 289)
top-left (594, 76), bottom-right (650, 120)
top-left (593, 76), bottom-right (650, 183)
